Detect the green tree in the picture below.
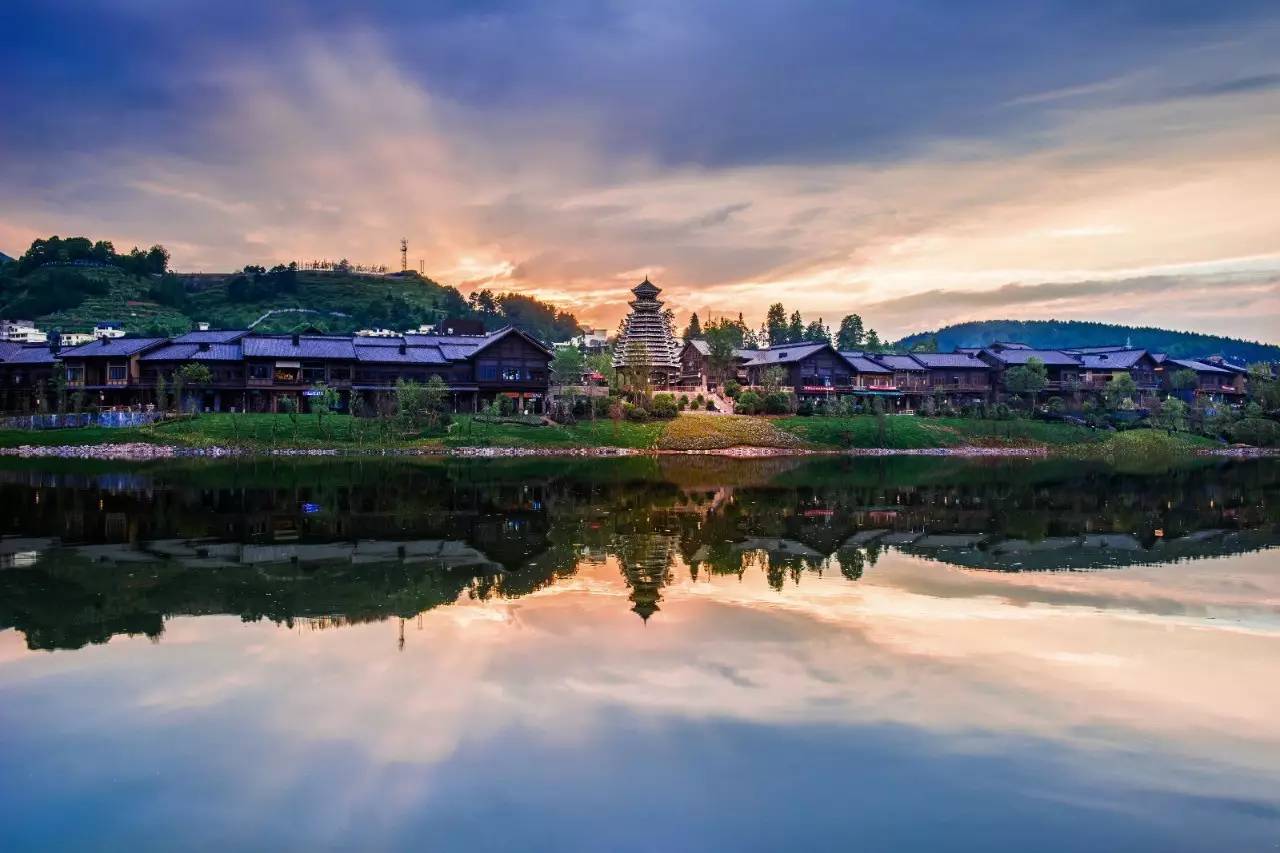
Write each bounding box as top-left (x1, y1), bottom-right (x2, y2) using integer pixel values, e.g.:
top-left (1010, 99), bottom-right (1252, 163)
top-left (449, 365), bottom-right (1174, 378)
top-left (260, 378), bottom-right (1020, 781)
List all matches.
top-left (864, 329), bottom-right (882, 352)
top-left (1103, 373), bottom-right (1138, 411)
top-left (787, 311), bottom-right (805, 344)
top-left (682, 313), bottom-right (702, 340)
top-left (761, 365), bottom-right (788, 393)
top-left (1168, 369), bottom-right (1198, 392)
top-left (705, 324), bottom-right (739, 384)
top-left (765, 303), bottom-right (788, 346)
top-left (394, 379), bottom-right (429, 432)
top-left (311, 383), bottom-right (340, 434)
top-left (174, 363), bottom-right (212, 414)
top-left (1004, 357), bottom-right (1047, 411)
top-left (803, 318), bottom-right (830, 344)
top-left (52, 364), bottom-right (69, 414)
top-left (551, 345), bottom-right (585, 386)
top-left (154, 374), bottom-right (168, 414)
top-left (836, 314), bottom-right (865, 350)
top-left (423, 374), bottom-right (451, 430)
top-left (1153, 397), bottom-right (1187, 432)
top-left (1246, 363), bottom-right (1280, 410)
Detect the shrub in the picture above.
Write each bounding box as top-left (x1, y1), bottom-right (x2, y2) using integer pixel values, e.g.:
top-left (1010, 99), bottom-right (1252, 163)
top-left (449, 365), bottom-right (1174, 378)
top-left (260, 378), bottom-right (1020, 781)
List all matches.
top-left (650, 393), bottom-right (679, 419)
top-left (1228, 417), bottom-right (1280, 446)
top-left (593, 395), bottom-right (614, 418)
top-left (623, 402), bottom-right (651, 422)
top-left (694, 393), bottom-right (705, 406)
top-left (796, 401), bottom-right (815, 417)
top-left (723, 381), bottom-right (742, 399)
top-left (763, 391), bottom-right (793, 415)
top-left (677, 397), bottom-right (688, 411)
top-left (1045, 396), bottom-right (1067, 415)
top-left (735, 390), bottom-right (763, 415)
top-left (706, 401), bottom-right (716, 411)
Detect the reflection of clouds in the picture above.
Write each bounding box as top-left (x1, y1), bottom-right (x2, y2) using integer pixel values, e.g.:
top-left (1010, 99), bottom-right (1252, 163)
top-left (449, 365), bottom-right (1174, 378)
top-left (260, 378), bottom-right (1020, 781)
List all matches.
top-left (2, 547), bottom-right (1278, 821)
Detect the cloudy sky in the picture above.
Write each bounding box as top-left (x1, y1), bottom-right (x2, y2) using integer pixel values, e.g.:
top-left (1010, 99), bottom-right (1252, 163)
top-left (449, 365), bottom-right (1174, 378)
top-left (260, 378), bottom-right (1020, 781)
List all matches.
top-left (3, 1), bottom-right (1278, 339)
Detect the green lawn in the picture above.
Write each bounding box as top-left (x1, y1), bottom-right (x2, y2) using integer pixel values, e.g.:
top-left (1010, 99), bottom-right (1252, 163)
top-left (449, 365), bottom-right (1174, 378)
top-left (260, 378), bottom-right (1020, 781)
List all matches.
top-left (0, 411), bottom-right (1227, 454)
top-left (776, 415), bottom-right (1104, 449)
top-left (444, 416), bottom-right (665, 449)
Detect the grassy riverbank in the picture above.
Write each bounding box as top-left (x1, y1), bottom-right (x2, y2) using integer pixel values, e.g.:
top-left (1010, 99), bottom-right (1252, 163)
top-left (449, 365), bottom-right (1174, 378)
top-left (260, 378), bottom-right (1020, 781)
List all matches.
top-left (0, 411), bottom-right (1225, 454)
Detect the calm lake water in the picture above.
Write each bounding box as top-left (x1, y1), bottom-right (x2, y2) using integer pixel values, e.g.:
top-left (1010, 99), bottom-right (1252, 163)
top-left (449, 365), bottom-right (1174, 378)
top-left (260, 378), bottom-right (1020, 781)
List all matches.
top-left (2, 455), bottom-right (1278, 852)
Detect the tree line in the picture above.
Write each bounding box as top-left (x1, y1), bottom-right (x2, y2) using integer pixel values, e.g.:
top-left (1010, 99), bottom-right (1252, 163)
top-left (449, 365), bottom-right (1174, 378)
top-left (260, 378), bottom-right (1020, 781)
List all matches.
top-left (681, 304), bottom-right (889, 353)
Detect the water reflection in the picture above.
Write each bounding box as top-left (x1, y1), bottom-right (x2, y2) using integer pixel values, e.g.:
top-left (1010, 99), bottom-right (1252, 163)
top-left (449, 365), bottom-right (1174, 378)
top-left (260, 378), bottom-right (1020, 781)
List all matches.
top-left (1, 456), bottom-right (1277, 649)
top-left (2, 457), bottom-right (1279, 850)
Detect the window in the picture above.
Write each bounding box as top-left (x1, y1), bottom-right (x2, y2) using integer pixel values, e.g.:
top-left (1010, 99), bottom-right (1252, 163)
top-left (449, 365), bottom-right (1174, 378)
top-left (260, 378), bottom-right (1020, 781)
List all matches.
top-left (302, 363), bottom-right (327, 383)
top-left (249, 364), bottom-right (270, 380)
top-left (477, 363), bottom-right (498, 381)
top-left (107, 364), bottom-right (127, 383)
top-left (66, 366), bottom-right (84, 384)
top-left (274, 368), bottom-right (299, 383)
top-left (329, 367), bottom-right (351, 382)
top-left (502, 366), bottom-right (524, 382)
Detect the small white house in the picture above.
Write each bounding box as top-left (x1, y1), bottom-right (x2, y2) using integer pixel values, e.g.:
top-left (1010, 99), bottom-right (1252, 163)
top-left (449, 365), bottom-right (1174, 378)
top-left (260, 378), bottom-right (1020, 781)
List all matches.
top-left (59, 332), bottom-right (95, 347)
top-left (93, 322), bottom-right (126, 339)
top-left (2, 319), bottom-right (48, 343)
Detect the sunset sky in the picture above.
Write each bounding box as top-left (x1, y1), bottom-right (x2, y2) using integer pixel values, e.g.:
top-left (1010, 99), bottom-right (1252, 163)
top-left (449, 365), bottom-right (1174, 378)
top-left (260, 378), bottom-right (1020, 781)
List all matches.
top-left (3, 1), bottom-right (1278, 339)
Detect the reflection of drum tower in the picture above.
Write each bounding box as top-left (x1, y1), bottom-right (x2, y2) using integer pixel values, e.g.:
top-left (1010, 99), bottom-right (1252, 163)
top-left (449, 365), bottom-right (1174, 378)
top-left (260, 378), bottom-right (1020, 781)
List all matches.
top-left (614, 534), bottom-right (678, 622)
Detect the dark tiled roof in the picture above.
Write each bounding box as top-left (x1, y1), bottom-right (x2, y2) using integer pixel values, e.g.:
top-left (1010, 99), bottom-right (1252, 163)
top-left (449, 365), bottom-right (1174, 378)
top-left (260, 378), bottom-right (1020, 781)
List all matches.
top-left (354, 345), bottom-right (448, 364)
top-left (5, 345), bottom-right (58, 364)
top-left (1078, 350), bottom-right (1150, 369)
top-left (870, 353), bottom-right (927, 371)
top-left (982, 348), bottom-right (1081, 366)
top-left (733, 348), bottom-right (764, 360)
top-left (838, 352), bottom-right (892, 373)
top-left (685, 339), bottom-right (710, 355)
top-left (743, 342), bottom-right (829, 365)
top-left (912, 352), bottom-right (989, 368)
top-left (1168, 358), bottom-right (1231, 375)
top-left (61, 337), bottom-right (167, 358)
top-left (1068, 345), bottom-right (1128, 354)
top-left (438, 344), bottom-right (480, 361)
top-left (0, 341), bottom-right (23, 361)
top-left (141, 343), bottom-right (244, 362)
top-left (172, 330), bottom-right (248, 344)
top-left (241, 336), bottom-right (357, 359)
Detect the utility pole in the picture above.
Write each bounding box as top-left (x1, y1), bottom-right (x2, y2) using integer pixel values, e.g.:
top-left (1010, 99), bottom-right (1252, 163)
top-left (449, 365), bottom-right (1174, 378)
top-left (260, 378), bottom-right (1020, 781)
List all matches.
top-left (400, 238), bottom-right (408, 273)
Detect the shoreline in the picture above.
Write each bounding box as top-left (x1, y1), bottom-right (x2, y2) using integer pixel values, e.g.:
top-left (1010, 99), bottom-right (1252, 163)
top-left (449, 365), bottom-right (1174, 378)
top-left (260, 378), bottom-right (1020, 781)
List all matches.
top-left (0, 441), bottom-right (1274, 462)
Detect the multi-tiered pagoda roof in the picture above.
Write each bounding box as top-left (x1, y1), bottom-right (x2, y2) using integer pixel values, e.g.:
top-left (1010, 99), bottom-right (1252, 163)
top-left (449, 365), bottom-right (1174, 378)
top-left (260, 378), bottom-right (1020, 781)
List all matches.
top-left (612, 277), bottom-right (680, 383)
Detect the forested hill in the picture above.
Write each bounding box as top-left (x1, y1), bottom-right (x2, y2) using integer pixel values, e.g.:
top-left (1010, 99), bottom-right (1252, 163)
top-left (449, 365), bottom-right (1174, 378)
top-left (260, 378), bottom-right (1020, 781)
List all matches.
top-left (894, 320), bottom-right (1280, 363)
top-left (0, 236), bottom-right (583, 341)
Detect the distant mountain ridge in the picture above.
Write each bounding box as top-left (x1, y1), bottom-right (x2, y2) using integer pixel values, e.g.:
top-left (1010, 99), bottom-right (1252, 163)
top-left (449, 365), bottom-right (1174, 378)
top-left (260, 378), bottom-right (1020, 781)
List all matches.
top-left (894, 320), bottom-right (1280, 364)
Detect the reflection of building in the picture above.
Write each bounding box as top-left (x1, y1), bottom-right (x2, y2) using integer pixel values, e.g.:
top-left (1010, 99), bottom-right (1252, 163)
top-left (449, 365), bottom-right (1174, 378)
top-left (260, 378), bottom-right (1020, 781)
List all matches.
top-left (612, 278), bottom-right (680, 388)
top-left (613, 534), bottom-right (678, 621)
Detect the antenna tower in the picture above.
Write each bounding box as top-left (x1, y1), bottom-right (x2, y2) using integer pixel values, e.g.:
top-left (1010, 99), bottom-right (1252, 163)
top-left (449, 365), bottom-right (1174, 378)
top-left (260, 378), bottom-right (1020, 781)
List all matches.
top-left (400, 238), bottom-right (408, 273)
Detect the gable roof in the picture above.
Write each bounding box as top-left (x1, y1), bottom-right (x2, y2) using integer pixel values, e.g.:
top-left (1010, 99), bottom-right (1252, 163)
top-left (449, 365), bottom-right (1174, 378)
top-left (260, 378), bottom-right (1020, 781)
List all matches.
top-left (838, 352), bottom-right (892, 373)
top-left (868, 353), bottom-right (926, 371)
top-left (742, 342), bottom-right (830, 365)
top-left (1078, 349), bottom-right (1152, 369)
top-left (1168, 358), bottom-right (1231, 375)
top-left (140, 342), bottom-right (244, 362)
top-left (982, 348), bottom-right (1081, 366)
top-left (353, 344), bottom-right (448, 364)
top-left (3, 345), bottom-right (57, 364)
top-left (241, 336), bottom-right (357, 359)
top-left (172, 329), bottom-right (248, 344)
top-left (61, 337), bottom-right (167, 358)
top-left (684, 339), bottom-right (710, 356)
top-left (911, 352), bottom-right (989, 369)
